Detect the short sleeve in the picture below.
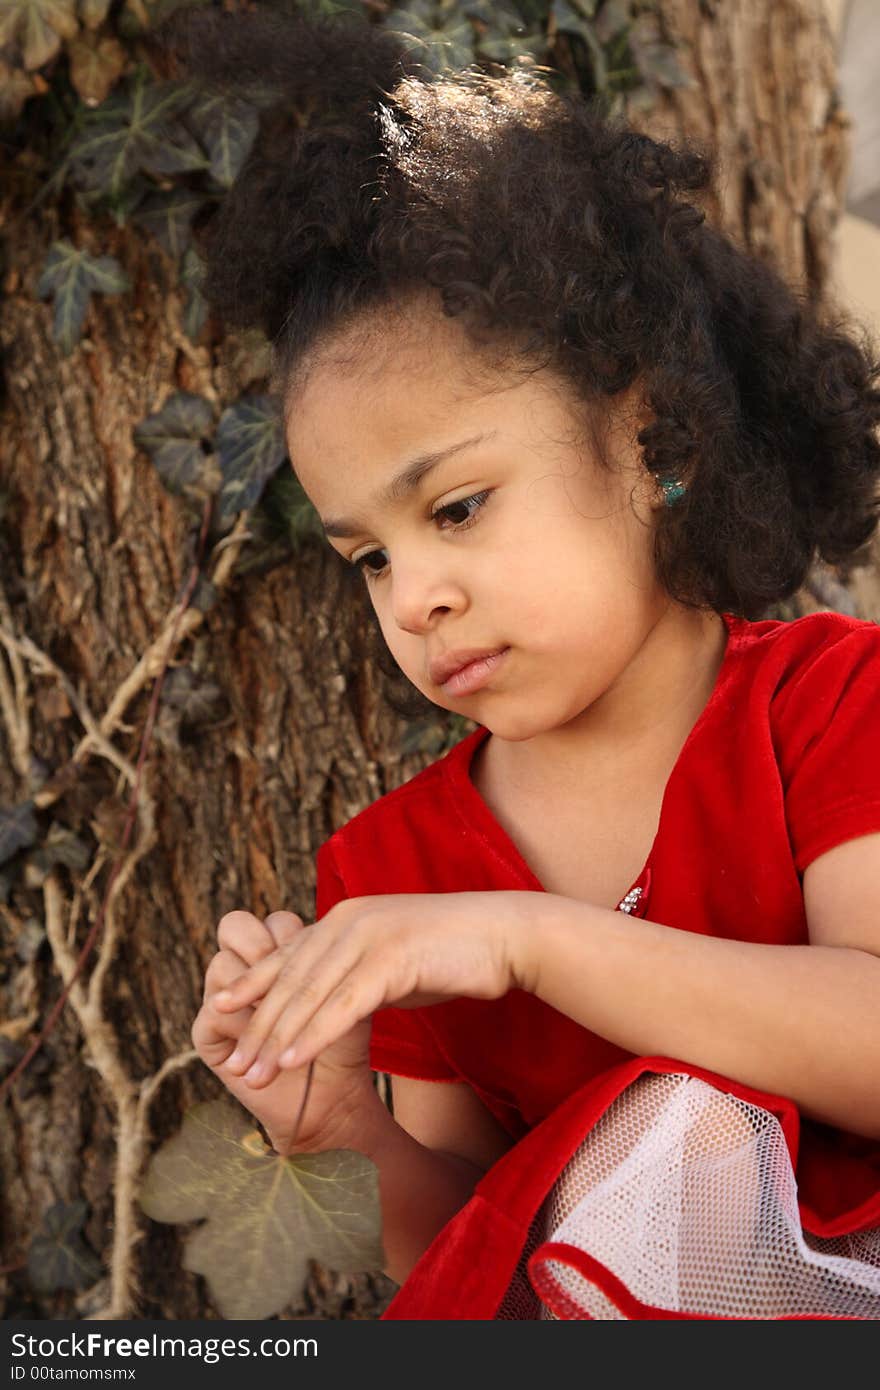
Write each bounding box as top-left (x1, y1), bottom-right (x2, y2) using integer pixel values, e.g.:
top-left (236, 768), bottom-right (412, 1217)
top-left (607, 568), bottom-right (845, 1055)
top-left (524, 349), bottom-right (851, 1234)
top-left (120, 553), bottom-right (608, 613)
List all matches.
top-left (314, 837), bottom-right (460, 1082)
top-left (777, 626), bottom-right (880, 875)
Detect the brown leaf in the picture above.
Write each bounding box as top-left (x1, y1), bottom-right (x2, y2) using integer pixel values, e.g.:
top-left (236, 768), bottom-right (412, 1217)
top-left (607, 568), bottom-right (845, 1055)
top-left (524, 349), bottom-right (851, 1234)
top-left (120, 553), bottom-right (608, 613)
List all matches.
top-left (138, 1098), bottom-right (385, 1320)
top-left (67, 31), bottom-right (126, 106)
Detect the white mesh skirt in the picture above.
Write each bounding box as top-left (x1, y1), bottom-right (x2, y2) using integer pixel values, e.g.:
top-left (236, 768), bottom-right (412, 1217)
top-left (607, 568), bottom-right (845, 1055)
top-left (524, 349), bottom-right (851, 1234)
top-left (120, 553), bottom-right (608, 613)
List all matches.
top-left (503, 1073), bottom-right (880, 1320)
top-left (382, 1061), bottom-right (880, 1320)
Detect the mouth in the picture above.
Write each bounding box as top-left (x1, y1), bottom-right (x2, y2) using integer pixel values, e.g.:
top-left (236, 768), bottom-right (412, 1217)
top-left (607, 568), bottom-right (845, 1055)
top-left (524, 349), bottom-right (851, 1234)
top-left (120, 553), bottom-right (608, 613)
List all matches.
top-left (439, 647), bottom-right (510, 696)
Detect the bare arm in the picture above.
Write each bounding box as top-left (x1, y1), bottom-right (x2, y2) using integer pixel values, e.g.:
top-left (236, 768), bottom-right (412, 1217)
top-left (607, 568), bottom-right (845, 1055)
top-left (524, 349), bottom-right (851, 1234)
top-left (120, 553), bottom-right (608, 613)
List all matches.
top-left (324, 1077), bottom-right (514, 1287)
top-left (515, 889), bottom-right (880, 1139)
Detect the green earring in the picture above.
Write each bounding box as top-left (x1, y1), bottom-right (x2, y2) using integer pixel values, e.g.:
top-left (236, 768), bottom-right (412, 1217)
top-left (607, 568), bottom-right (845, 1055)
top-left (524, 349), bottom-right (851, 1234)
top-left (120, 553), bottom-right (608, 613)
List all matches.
top-left (659, 475), bottom-right (687, 506)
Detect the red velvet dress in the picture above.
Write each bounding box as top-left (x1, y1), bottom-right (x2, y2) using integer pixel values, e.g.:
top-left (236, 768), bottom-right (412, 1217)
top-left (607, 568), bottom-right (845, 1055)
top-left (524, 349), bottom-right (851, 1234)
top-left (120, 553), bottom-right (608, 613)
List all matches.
top-left (315, 611), bottom-right (880, 1318)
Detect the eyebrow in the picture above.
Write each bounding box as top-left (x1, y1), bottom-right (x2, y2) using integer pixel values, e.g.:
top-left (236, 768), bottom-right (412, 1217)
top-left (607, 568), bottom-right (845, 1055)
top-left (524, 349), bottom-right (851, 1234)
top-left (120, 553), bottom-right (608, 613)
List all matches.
top-left (320, 431), bottom-right (497, 537)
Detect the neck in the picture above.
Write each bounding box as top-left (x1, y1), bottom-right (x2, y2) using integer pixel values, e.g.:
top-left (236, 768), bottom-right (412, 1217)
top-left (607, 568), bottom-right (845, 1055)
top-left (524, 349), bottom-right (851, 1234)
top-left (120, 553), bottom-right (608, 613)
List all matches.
top-left (486, 606), bottom-right (729, 797)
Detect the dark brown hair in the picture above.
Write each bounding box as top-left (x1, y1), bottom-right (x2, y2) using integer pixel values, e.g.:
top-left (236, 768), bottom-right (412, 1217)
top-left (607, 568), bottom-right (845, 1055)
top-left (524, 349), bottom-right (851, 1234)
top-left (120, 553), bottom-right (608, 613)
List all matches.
top-left (155, 6), bottom-right (880, 639)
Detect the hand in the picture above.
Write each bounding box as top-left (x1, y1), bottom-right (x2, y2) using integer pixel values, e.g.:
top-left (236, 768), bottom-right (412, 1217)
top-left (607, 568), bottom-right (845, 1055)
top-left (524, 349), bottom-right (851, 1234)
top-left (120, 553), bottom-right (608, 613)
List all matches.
top-left (192, 910), bottom-right (376, 1154)
top-left (213, 890), bottom-right (539, 1087)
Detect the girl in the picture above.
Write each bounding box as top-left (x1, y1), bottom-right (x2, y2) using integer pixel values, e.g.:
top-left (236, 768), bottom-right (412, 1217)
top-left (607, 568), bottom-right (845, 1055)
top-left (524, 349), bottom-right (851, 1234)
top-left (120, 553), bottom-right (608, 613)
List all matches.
top-left (170, 9), bottom-right (880, 1318)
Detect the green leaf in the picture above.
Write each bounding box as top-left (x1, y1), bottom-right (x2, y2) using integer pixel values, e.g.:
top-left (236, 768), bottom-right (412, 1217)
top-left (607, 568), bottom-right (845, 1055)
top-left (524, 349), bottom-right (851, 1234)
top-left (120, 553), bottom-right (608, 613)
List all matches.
top-left (27, 1200), bottom-right (103, 1294)
top-left (0, 799), bottom-right (38, 867)
top-left (28, 823), bottom-right (92, 877)
top-left (138, 1099), bottom-right (384, 1320)
top-left (133, 391), bottom-right (215, 494)
top-left (36, 240), bottom-right (129, 354)
top-left (180, 246), bottom-right (208, 342)
top-left (80, 253), bottom-right (129, 293)
top-left (185, 92), bottom-right (259, 188)
top-left (631, 38), bottom-right (694, 90)
top-left (0, 0), bottom-right (78, 71)
top-left (269, 468), bottom-right (325, 547)
top-left (133, 187), bottom-right (207, 259)
top-left (467, 0), bottom-right (546, 63)
top-left (68, 68), bottom-right (206, 199)
top-left (118, 0), bottom-right (209, 40)
top-left (593, 0), bottom-right (630, 43)
top-left (215, 395), bottom-right (287, 524)
top-left (388, 2), bottom-right (476, 75)
top-left (551, 0), bottom-right (597, 37)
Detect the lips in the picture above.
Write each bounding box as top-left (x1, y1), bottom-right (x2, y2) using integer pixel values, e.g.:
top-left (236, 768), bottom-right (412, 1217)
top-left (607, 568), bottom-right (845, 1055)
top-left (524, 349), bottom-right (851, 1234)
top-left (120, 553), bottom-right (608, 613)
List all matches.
top-left (428, 646), bottom-right (509, 686)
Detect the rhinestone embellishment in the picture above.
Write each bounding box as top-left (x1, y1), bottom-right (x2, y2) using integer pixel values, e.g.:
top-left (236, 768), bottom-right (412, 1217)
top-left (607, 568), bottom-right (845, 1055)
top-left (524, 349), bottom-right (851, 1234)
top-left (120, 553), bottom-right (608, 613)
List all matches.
top-left (617, 886), bottom-right (643, 914)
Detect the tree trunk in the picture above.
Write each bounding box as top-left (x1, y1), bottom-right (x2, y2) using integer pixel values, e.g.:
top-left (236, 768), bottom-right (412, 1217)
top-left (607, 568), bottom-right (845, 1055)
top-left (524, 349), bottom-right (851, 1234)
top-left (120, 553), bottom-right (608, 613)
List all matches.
top-left (0, 0), bottom-right (872, 1322)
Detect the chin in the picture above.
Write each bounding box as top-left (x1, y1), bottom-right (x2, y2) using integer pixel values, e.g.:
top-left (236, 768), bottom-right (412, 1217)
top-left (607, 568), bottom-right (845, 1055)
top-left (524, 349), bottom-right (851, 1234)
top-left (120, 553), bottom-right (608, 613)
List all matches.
top-left (478, 710), bottom-right (556, 743)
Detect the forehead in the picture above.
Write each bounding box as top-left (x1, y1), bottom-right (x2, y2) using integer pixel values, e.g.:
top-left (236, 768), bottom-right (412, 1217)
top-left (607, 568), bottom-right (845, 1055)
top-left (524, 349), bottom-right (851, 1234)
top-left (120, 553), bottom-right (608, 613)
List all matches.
top-left (284, 299), bottom-right (583, 507)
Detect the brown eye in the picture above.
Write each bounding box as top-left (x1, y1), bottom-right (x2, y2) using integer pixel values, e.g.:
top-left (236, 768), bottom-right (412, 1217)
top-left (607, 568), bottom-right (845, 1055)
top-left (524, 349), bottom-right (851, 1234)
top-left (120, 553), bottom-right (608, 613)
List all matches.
top-left (432, 489), bottom-right (492, 530)
top-left (352, 489), bottom-right (492, 580)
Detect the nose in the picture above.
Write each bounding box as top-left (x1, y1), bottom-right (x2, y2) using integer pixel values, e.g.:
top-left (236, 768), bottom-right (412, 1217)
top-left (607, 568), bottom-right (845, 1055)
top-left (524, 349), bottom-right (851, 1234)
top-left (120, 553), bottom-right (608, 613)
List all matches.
top-left (387, 550), bottom-right (466, 635)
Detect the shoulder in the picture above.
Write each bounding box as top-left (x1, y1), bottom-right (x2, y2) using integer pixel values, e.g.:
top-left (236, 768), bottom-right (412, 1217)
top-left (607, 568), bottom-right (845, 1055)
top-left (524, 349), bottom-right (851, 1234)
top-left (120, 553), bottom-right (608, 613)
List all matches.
top-left (734, 607), bottom-right (879, 662)
top-left (318, 723), bottom-right (485, 866)
top-left (751, 610), bottom-right (880, 788)
top-left (730, 609), bottom-right (880, 706)
top-left (758, 609), bottom-right (880, 701)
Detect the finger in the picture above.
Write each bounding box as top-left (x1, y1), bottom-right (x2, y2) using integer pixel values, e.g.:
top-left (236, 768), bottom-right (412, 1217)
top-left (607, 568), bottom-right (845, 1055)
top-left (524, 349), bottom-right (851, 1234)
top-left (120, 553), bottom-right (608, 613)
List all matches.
top-left (213, 912), bottom-right (309, 1008)
top-left (203, 947), bottom-right (252, 1005)
top-left (192, 997), bottom-right (255, 1065)
top-left (222, 938), bottom-right (338, 1079)
top-left (230, 940), bottom-right (363, 1085)
top-left (263, 911), bottom-right (307, 947)
top-left (216, 909), bottom-right (304, 967)
top-left (222, 949), bottom-right (313, 1077)
top-left (212, 944), bottom-right (293, 1013)
top-left (276, 962), bottom-right (387, 1070)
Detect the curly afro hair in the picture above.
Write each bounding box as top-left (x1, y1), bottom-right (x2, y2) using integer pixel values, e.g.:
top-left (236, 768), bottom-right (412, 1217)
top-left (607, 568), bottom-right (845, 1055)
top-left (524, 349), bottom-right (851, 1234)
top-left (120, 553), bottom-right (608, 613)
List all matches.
top-left (155, 6), bottom-right (880, 632)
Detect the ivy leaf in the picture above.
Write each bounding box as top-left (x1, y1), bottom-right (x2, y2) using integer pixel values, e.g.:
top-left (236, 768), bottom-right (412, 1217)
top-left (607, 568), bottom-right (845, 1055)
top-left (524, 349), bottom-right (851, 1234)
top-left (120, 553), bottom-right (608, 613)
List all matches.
top-left (133, 187), bottom-right (207, 259)
top-left (185, 92), bottom-right (259, 188)
top-left (551, 0), bottom-right (597, 38)
top-left (78, 0), bottom-right (111, 29)
top-left (118, 0), bottom-right (209, 41)
top-left (180, 246), bottom-right (208, 342)
top-left (0, 800), bottom-right (38, 866)
top-left (388, 2), bottom-right (475, 75)
top-left (26, 823), bottom-right (92, 880)
top-left (267, 468), bottom-right (325, 547)
top-left (36, 240), bottom-right (130, 354)
top-left (160, 666), bottom-right (227, 726)
top-left (628, 13), bottom-right (694, 92)
top-left (68, 68), bottom-right (207, 200)
top-left (631, 38), bottom-right (693, 90)
top-left (138, 1099), bottom-right (384, 1320)
top-left (27, 1200), bottom-right (103, 1294)
top-left (132, 391), bottom-right (215, 495)
top-left (0, 60), bottom-right (38, 120)
top-left (466, 0), bottom-right (545, 62)
top-left (310, 0), bottom-right (366, 15)
top-left (215, 395), bottom-right (287, 524)
top-left (593, 0), bottom-right (630, 44)
top-left (67, 30), bottom-right (127, 107)
top-left (0, 0), bottom-right (79, 71)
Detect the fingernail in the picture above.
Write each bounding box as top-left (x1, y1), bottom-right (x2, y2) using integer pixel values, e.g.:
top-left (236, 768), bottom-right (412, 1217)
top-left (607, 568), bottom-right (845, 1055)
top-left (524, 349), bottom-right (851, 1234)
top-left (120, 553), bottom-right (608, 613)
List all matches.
top-left (227, 1048), bottom-right (244, 1069)
top-left (215, 990), bottom-right (233, 1007)
top-left (244, 1061), bottom-right (264, 1083)
top-left (279, 1047), bottom-right (297, 1067)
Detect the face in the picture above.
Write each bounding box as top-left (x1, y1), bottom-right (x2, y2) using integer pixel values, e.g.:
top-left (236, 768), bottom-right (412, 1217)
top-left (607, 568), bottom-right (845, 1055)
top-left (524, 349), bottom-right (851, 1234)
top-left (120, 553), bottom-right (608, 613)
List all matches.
top-left (285, 301), bottom-right (675, 746)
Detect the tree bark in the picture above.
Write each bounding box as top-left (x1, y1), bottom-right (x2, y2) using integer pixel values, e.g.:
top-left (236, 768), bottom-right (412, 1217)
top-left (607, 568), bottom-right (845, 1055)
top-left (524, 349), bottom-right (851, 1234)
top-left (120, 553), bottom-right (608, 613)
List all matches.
top-left (0, 0), bottom-right (874, 1322)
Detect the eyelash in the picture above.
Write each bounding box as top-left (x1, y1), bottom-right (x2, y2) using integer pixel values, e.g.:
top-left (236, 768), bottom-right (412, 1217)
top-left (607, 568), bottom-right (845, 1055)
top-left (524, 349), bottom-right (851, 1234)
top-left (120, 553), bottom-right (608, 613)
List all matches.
top-left (351, 490), bottom-right (493, 579)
